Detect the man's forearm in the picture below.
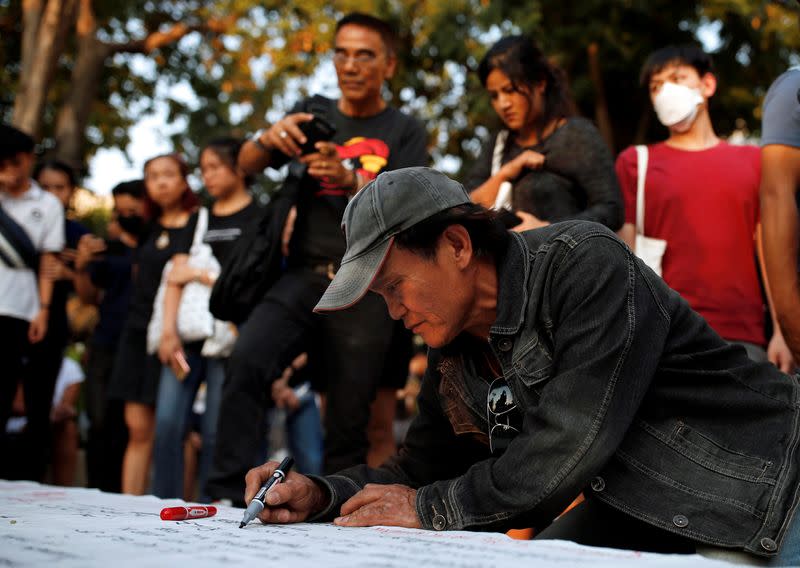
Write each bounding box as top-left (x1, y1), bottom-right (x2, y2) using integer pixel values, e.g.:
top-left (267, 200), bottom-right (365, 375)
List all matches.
top-left (760, 146), bottom-right (800, 359)
top-left (239, 136), bottom-right (274, 175)
top-left (762, 195), bottom-right (800, 358)
top-left (37, 253), bottom-right (55, 308)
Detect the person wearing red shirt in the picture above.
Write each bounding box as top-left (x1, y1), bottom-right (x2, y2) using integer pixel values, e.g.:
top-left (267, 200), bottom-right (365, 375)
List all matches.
top-left (616, 45), bottom-right (792, 370)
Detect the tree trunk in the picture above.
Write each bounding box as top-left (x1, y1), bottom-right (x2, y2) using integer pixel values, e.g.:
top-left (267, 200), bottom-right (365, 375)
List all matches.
top-left (53, 2), bottom-right (226, 167)
top-left (19, 0), bottom-right (43, 83)
top-left (54, 0), bottom-right (108, 167)
top-left (587, 42), bottom-right (615, 152)
top-left (13, 0), bottom-right (76, 137)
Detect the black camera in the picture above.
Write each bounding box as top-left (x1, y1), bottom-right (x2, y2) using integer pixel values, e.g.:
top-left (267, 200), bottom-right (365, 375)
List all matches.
top-left (298, 115), bottom-right (337, 155)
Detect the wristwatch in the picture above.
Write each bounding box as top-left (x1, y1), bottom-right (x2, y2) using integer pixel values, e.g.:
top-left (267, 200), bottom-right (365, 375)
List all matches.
top-left (251, 129), bottom-right (269, 153)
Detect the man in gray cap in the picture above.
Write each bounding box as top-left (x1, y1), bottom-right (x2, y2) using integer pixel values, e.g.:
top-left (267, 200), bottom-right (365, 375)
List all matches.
top-left (245, 166), bottom-right (800, 564)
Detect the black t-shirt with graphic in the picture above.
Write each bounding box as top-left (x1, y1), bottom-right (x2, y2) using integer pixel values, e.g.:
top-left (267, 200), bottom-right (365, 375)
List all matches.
top-left (205, 200), bottom-right (263, 267)
top-left (281, 97), bottom-right (428, 265)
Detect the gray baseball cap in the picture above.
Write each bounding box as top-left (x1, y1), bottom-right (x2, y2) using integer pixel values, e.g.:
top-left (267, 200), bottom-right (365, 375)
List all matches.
top-left (314, 167), bottom-right (471, 312)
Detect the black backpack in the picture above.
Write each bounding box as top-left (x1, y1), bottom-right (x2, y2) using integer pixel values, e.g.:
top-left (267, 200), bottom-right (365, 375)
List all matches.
top-left (209, 95), bottom-right (335, 324)
top-left (209, 167), bottom-right (302, 325)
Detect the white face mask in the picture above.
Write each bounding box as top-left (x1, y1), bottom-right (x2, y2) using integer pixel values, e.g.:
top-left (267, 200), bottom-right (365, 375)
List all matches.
top-left (653, 82), bottom-right (704, 130)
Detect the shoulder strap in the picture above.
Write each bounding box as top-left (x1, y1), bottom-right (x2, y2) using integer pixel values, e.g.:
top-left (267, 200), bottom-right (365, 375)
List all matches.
top-left (0, 202), bottom-right (38, 269)
top-left (491, 130), bottom-right (509, 176)
top-left (491, 131), bottom-right (513, 211)
top-left (634, 145), bottom-right (648, 236)
top-left (191, 207), bottom-right (208, 250)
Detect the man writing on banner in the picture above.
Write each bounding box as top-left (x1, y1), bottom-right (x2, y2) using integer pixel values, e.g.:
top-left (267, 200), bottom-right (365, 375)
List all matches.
top-left (247, 167), bottom-right (800, 565)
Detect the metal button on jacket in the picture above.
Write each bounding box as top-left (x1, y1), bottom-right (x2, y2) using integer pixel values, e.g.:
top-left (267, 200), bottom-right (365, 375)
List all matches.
top-left (432, 514), bottom-right (447, 531)
top-left (497, 338), bottom-right (513, 352)
top-left (672, 514), bottom-right (689, 528)
top-left (760, 537), bottom-right (778, 552)
top-left (590, 476), bottom-right (605, 492)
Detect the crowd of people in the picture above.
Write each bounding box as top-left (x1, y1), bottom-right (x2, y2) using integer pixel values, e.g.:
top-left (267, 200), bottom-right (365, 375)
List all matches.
top-left (2, 9), bottom-right (800, 564)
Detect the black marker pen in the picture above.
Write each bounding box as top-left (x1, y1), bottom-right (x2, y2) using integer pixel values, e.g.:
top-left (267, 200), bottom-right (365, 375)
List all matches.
top-left (239, 456), bottom-right (294, 528)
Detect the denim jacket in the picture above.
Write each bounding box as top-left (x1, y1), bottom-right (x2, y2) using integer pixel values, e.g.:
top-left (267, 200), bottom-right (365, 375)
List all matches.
top-left (312, 221), bottom-right (800, 557)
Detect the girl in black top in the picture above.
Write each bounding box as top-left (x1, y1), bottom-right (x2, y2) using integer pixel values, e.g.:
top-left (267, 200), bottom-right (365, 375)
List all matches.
top-left (465, 36), bottom-right (623, 231)
top-left (108, 153), bottom-right (198, 495)
top-left (152, 138), bottom-right (261, 500)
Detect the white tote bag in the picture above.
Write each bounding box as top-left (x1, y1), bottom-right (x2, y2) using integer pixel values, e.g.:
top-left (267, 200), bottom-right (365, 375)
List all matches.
top-left (147, 208), bottom-right (220, 354)
top-left (633, 145), bottom-right (667, 276)
top-left (491, 130), bottom-right (513, 211)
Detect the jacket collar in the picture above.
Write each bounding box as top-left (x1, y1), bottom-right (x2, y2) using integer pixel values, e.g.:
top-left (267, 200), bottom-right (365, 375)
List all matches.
top-left (438, 231), bottom-right (531, 359)
top-left (489, 231), bottom-right (530, 337)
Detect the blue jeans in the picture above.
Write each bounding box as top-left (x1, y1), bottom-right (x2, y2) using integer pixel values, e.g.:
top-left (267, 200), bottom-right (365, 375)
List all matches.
top-left (152, 353), bottom-right (225, 501)
top-left (283, 385), bottom-right (324, 475)
top-left (259, 384), bottom-right (324, 476)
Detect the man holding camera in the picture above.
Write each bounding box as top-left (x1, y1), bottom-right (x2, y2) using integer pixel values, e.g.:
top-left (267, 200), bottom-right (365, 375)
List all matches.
top-left (207, 12), bottom-right (428, 503)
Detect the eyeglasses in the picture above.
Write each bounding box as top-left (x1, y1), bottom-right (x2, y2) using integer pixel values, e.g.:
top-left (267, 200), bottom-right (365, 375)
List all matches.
top-left (486, 376), bottom-right (520, 454)
top-left (333, 51), bottom-right (379, 67)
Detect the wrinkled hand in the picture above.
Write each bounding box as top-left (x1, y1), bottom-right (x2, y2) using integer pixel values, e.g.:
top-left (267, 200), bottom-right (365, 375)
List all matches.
top-left (259, 113), bottom-right (315, 158)
top-left (75, 235), bottom-right (106, 272)
top-left (28, 309), bottom-right (48, 343)
top-left (768, 331), bottom-right (796, 374)
top-left (499, 150), bottom-right (545, 181)
top-left (244, 461), bottom-right (327, 524)
top-left (512, 210), bottom-right (550, 232)
top-left (300, 142), bottom-right (354, 188)
top-left (334, 484), bottom-right (421, 528)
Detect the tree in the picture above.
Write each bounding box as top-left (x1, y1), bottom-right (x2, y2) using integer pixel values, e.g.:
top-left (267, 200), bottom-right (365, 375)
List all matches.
top-left (2, 0), bottom-right (235, 171)
top-left (1, 0), bottom-right (798, 180)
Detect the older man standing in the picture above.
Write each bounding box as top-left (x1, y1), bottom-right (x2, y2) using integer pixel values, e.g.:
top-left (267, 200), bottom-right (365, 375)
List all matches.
top-left (246, 167), bottom-right (800, 565)
top-left (207, 13), bottom-right (427, 502)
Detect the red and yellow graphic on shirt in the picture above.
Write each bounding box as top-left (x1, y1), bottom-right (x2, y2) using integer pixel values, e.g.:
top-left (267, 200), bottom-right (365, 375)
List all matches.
top-left (316, 137), bottom-right (390, 197)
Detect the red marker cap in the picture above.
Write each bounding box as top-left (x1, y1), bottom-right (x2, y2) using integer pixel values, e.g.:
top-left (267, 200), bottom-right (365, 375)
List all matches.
top-left (160, 505), bottom-right (217, 521)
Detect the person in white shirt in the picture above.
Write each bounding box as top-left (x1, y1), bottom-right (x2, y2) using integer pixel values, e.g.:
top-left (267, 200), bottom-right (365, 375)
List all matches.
top-left (0, 123), bottom-right (65, 480)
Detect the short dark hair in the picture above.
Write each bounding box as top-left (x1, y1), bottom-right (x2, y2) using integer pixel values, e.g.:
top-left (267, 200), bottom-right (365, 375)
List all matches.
top-left (478, 36), bottom-right (575, 139)
top-left (336, 12), bottom-right (396, 56)
top-left (640, 44), bottom-right (714, 87)
top-left (111, 179), bottom-right (146, 199)
top-left (0, 124), bottom-right (35, 161)
top-left (202, 137), bottom-right (253, 187)
top-left (394, 203), bottom-right (510, 260)
top-left (34, 159), bottom-right (78, 188)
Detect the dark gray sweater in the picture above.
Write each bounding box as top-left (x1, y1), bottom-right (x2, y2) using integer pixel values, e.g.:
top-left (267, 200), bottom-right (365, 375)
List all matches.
top-left (464, 117), bottom-right (624, 230)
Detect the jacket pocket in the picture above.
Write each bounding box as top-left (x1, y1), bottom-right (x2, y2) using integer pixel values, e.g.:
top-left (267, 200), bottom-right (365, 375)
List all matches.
top-left (671, 421), bottom-right (777, 485)
top-left (512, 333), bottom-right (553, 386)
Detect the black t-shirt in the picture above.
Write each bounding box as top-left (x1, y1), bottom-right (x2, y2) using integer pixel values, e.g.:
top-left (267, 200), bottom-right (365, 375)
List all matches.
top-left (125, 212), bottom-right (198, 331)
top-left (204, 200), bottom-right (263, 266)
top-left (280, 97), bottom-right (428, 265)
top-left (463, 117), bottom-right (623, 230)
top-left (89, 243), bottom-right (135, 347)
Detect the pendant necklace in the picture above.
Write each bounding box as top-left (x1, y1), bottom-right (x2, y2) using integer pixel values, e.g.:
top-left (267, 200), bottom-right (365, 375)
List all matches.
top-left (155, 230), bottom-right (170, 250)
